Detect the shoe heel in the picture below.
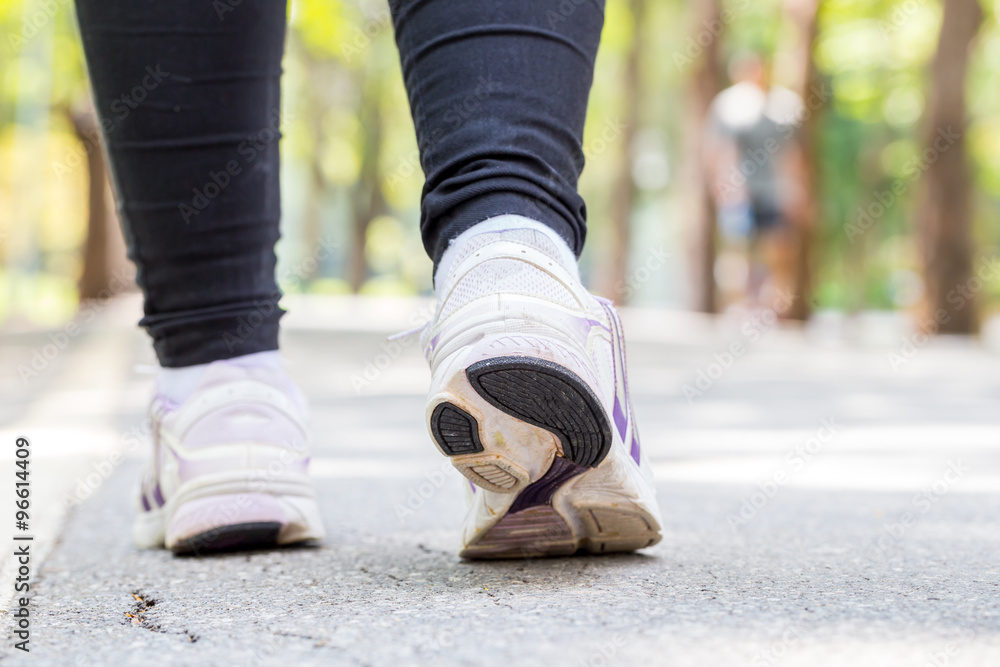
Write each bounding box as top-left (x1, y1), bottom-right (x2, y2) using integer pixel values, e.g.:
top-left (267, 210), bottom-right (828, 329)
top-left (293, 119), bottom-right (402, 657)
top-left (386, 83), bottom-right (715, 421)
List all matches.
top-left (428, 359), bottom-right (612, 497)
top-left (427, 391), bottom-right (550, 494)
top-left (465, 355), bottom-right (612, 469)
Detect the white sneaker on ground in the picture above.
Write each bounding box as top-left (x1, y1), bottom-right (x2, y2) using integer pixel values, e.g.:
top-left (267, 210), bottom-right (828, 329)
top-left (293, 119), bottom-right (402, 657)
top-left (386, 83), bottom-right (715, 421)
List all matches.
top-left (422, 216), bottom-right (663, 559)
top-left (132, 359), bottom-right (325, 554)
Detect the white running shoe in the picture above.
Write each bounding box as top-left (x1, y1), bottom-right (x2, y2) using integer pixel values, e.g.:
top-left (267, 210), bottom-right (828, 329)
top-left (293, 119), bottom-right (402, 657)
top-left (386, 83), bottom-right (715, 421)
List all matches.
top-left (422, 216), bottom-right (663, 558)
top-left (132, 360), bottom-right (325, 554)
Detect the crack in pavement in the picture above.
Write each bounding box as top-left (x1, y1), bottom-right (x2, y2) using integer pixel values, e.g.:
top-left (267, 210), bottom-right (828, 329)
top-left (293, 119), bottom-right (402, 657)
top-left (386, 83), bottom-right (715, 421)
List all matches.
top-left (123, 590), bottom-right (198, 643)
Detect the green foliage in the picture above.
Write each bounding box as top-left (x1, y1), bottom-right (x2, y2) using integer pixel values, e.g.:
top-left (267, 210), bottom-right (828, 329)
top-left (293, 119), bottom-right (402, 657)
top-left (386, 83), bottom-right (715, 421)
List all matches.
top-left (1, 0), bottom-right (999, 326)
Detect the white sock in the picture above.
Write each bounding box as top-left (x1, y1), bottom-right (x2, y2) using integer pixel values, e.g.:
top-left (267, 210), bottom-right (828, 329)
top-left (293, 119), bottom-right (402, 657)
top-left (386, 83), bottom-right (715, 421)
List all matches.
top-left (434, 215), bottom-right (580, 296)
top-left (156, 350), bottom-right (282, 404)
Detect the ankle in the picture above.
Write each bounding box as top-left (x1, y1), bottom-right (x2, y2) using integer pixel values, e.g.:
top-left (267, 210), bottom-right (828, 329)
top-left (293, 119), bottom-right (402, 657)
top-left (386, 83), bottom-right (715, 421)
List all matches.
top-left (434, 215), bottom-right (580, 293)
top-left (156, 350), bottom-right (283, 404)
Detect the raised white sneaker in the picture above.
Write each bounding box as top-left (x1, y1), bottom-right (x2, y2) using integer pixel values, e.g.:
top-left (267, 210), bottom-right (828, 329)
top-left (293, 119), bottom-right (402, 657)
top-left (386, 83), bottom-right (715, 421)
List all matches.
top-left (132, 360), bottom-right (325, 554)
top-left (422, 216), bottom-right (662, 558)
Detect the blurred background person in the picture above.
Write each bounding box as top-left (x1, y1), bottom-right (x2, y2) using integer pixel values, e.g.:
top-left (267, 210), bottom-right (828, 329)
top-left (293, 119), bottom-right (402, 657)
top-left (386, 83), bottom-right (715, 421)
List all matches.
top-left (703, 52), bottom-right (806, 313)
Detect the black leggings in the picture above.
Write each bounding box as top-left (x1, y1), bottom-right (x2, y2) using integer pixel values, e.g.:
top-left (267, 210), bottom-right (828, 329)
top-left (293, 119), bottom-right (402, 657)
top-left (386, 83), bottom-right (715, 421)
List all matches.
top-left (75, 0), bottom-right (604, 367)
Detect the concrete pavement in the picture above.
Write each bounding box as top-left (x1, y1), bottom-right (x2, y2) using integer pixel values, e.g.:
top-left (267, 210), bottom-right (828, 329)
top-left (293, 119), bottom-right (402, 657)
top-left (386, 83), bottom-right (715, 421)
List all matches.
top-left (1, 295), bottom-right (999, 666)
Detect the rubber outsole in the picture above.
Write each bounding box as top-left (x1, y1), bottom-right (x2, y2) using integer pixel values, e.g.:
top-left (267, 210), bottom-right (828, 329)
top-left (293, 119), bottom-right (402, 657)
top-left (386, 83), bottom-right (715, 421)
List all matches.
top-left (461, 501), bottom-right (660, 560)
top-left (171, 521), bottom-right (282, 556)
top-left (429, 403), bottom-right (484, 456)
top-left (428, 355), bottom-right (660, 558)
top-left (458, 449), bottom-right (660, 559)
top-left (464, 356), bottom-right (612, 469)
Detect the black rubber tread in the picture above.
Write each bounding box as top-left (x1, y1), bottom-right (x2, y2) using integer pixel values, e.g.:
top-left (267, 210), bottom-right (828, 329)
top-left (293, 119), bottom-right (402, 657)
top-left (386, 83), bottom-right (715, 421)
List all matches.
top-left (430, 403), bottom-right (485, 456)
top-left (466, 356), bottom-right (612, 468)
top-left (172, 521), bottom-right (282, 556)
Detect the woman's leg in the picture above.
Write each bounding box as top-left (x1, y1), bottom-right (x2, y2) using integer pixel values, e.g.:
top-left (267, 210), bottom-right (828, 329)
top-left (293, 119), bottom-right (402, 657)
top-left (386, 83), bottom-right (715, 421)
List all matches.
top-left (390, 0), bottom-right (605, 266)
top-left (390, 0), bottom-right (663, 558)
top-left (75, 0), bottom-right (287, 367)
top-left (75, 1), bottom-right (324, 553)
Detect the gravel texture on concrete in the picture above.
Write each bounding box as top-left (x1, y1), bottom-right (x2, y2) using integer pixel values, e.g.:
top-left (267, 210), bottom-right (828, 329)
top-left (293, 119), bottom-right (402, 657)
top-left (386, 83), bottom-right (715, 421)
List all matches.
top-left (2, 303), bottom-right (999, 666)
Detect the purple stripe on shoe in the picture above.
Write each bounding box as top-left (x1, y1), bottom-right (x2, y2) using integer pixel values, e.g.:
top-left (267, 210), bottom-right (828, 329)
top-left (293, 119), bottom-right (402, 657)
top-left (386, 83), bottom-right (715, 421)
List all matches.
top-left (141, 493), bottom-right (151, 512)
top-left (613, 397), bottom-right (628, 441)
top-left (569, 315), bottom-right (611, 341)
top-left (585, 318), bottom-right (611, 332)
top-left (152, 483), bottom-right (165, 508)
top-left (508, 458), bottom-right (587, 514)
top-left (630, 433), bottom-right (641, 465)
top-left (424, 332), bottom-right (442, 362)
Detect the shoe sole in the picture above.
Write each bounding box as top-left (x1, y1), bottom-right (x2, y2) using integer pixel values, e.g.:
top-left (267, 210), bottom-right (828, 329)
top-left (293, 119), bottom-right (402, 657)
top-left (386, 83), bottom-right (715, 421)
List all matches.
top-left (429, 356), bottom-right (613, 492)
top-left (458, 453), bottom-right (662, 559)
top-left (172, 521), bottom-right (284, 555)
top-left (134, 485), bottom-right (325, 555)
top-left (428, 355), bottom-right (661, 559)
top-left (466, 356), bottom-right (613, 469)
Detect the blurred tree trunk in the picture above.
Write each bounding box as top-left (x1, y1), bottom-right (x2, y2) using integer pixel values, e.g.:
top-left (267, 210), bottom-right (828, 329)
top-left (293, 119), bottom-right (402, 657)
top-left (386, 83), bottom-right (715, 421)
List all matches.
top-left (349, 72), bottom-right (385, 293)
top-left (298, 45), bottom-right (344, 286)
top-left (601, 0), bottom-right (645, 302)
top-left (303, 67), bottom-right (329, 285)
top-left (917, 0), bottom-right (983, 334)
top-left (71, 110), bottom-right (130, 300)
top-left (685, 0), bottom-right (725, 313)
top-left (781, 0), bottom-right (822, 321)
top-left (303, 126), bottom-right (326, 284)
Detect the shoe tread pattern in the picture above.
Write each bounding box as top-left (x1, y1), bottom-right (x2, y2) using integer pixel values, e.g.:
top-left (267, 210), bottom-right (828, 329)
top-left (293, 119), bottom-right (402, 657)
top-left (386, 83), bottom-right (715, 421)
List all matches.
top-left (465, 356), bottom-right (611, 468)
top-left (430, 403), bottom-right (485, 456)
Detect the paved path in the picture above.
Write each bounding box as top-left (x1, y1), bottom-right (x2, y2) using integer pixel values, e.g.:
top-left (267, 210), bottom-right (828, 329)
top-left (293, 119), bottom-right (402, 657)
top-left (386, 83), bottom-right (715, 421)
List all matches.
top-left (2, 296), bottom-right (999, 666)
